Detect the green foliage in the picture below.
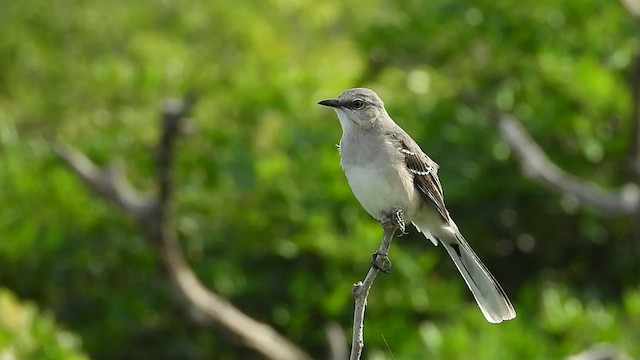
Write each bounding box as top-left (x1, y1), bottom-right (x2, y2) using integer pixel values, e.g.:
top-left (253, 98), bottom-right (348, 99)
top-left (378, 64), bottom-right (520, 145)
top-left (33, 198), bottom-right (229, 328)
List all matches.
top-left (0, 288), bottom-right (87, 359)
top-left (1, 0), bottom-right (640, 358)
top-left (415, 285), bottom-right (640, 359)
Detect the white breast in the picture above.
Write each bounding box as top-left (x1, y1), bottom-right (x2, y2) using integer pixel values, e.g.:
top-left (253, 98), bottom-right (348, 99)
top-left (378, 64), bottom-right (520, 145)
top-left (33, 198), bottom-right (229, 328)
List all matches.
top-left (343, 153), bottom-right (418, 220)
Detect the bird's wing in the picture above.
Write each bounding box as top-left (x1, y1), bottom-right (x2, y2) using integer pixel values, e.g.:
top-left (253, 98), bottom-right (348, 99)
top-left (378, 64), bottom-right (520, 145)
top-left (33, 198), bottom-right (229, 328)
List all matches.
top-left (387, 132), bottom-right (449, 221)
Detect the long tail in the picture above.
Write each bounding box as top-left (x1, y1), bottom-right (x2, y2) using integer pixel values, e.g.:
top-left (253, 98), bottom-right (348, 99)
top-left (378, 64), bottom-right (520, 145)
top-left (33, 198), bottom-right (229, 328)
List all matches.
top-left (440, 234), bottom-right (516, 323)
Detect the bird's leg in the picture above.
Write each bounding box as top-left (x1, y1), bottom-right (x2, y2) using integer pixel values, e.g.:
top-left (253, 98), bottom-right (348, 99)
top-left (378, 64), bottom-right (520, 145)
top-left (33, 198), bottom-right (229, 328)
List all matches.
top-left (372, 209), bottom-right (404, 273)
top-left (393, 209), bottom-right (406, 234)
top-left (380, 209), bottom-right (405, 233)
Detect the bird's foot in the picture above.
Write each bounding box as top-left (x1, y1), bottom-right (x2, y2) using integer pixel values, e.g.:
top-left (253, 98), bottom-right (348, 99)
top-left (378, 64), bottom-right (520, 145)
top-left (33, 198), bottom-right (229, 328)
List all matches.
top-left (371, 250), bottom-right (392, 273)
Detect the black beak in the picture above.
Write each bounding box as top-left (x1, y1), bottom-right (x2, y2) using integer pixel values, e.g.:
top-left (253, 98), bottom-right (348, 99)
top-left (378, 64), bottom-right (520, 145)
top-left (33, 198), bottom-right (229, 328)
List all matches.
top-left (318, 99), bottom-right (341, 108)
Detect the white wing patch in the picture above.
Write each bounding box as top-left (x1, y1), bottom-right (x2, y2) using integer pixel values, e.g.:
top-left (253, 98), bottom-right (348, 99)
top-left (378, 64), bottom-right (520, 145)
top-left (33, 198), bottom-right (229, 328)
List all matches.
top-left (413, 222), bottom-right (439, 246)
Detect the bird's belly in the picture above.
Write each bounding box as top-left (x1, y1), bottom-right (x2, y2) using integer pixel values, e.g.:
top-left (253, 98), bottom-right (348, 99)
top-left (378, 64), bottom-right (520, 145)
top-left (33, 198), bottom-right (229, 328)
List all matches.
top-left (344, 163), bottom-right (417, 220)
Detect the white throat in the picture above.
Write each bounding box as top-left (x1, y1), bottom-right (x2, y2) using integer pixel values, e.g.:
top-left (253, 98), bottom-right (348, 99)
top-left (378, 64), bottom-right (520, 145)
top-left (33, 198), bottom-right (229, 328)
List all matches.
top-left (334, 108), bottom-right (355, 135)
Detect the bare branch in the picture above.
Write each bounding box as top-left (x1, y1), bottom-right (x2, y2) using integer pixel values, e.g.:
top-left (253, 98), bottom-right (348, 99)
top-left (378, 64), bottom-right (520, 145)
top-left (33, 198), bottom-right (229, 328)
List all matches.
top-left (566, 343), bottom-right (632, 360)
top-left (52, 142), bottom-right (153, 218)
top-left (350, 210), bottom-right (402, 360)
top-left (55, 96), bottom-right (312, 360)
top-left (497, 114), bottom-right (640, 215)
top-left (156, 96), bottom-right (196, 205)
top-left (162, 251), bottom-right (312, 360)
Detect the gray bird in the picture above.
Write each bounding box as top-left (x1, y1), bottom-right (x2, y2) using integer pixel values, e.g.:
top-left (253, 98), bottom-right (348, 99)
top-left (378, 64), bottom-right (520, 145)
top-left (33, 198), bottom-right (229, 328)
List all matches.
top-left (318, 87), bottom-right (516, 323)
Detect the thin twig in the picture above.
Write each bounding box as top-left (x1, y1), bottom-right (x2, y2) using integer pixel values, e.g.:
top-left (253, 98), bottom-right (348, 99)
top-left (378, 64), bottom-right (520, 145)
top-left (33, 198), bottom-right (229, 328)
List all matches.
top-left (54, 96), bottom-right (312, 360)
top-left (497, 114), bottom-right (640, 215)
top-left (350, 210), bottom-right (403, 360)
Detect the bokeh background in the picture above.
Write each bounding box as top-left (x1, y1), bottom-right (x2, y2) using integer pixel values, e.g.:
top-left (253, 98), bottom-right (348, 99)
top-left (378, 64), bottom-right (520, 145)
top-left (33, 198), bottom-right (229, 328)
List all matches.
top-left (2, 0), bottom-right (640, 359)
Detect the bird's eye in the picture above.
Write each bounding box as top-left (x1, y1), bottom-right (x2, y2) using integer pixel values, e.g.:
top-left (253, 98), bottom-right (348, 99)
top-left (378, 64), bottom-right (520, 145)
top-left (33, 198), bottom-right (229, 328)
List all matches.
top-left (352, 99), bottom-right (364, 109)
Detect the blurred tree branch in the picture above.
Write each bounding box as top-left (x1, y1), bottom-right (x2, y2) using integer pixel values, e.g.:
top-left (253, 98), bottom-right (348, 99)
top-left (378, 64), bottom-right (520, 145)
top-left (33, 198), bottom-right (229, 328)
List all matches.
top-left (350, 211), bottom-right (402, 360)
top-left (497, 114), bottom-right (640, 215)
top-left (495, 2), bottom-right (640, 218)
top-left (566, 343), bottom-right (632, 360)
top-left (620, 0), bottom-right (640, 20)
top-left (325, 322), bottom-right (349, 360)
top-left (53, 96), bottom-right (311, 360)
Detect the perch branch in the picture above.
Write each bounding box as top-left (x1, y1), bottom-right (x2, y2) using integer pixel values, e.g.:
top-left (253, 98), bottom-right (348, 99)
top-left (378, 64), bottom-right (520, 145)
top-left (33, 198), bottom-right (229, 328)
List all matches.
top-left (350, 210), bottom-right (403, 360)
top-left (54, 96), bottom-right (311, 360)
top-left (497, 114), bottom-right (640, 215)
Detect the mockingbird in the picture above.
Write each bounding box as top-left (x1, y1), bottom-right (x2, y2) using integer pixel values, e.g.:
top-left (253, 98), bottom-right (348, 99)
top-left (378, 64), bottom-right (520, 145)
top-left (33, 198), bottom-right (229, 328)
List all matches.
top-left (318, 88), bottom-right (516, 323)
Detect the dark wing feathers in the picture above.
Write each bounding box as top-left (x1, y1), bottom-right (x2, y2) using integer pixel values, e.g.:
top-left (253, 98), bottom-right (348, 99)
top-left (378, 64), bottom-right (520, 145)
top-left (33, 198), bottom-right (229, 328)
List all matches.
top-left (388, 132), bottom-right (449, 221)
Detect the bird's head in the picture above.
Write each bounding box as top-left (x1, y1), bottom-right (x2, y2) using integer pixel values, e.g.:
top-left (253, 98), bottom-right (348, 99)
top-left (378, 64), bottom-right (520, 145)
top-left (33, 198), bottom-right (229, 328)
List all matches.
top-left (318, 88), bottom-right (386, 131)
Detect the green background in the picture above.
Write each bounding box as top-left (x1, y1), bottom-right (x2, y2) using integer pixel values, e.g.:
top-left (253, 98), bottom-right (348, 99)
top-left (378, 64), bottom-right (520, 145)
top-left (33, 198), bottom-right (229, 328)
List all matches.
top-left (1, 0), bottom-right (640, 358)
